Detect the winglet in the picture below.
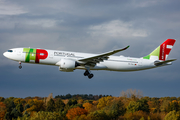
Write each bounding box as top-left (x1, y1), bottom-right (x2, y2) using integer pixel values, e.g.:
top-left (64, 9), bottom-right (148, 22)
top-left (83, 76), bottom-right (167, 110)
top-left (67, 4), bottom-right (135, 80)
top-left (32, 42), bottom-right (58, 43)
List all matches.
top-left (113, 45), bottom-right (130, 53)
top-left (123, 45), bottom-right (130, 50)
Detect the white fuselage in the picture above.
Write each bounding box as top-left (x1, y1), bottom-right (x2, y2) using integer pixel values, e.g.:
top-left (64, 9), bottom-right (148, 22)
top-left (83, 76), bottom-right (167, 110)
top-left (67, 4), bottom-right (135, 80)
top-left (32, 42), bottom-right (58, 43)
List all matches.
top-left (3, 48), bottom-right (157, 72)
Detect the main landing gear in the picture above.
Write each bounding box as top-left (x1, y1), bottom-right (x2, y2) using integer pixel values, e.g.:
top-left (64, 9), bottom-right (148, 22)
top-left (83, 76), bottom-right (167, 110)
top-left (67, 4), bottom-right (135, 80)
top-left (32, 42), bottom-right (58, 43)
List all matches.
top-left (84, 70), bottom-right (94, 79)
top-left (19, 62), bottom-right (22, 69)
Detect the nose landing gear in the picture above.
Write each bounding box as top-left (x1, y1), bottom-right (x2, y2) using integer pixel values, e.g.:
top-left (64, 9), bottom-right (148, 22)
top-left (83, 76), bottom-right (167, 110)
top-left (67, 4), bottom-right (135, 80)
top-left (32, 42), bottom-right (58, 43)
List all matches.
top-left (19, 62), bottom-right (22, 69)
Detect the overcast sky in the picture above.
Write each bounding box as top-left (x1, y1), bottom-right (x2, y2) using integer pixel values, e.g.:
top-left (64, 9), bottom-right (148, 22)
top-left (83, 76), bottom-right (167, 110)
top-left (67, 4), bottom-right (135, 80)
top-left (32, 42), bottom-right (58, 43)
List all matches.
top-left (0, 0), bottom-right (180, 98)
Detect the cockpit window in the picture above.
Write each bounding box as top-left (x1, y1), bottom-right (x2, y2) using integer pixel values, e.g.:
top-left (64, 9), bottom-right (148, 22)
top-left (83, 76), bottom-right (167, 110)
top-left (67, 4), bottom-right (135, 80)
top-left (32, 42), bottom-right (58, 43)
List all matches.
top-left (8, 50), bottom-right (13, 52)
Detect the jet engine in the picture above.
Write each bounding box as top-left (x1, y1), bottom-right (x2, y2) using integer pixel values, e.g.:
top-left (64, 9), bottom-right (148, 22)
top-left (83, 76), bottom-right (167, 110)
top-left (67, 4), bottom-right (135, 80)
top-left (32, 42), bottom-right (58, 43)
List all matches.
top-left (59, 59), bottom-right (79, 72)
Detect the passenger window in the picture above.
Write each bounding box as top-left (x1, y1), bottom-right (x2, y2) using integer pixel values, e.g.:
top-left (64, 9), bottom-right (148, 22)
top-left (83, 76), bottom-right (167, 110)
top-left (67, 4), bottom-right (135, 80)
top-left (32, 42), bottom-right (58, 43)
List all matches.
top-left (8, 50), bottom-right (13, 52)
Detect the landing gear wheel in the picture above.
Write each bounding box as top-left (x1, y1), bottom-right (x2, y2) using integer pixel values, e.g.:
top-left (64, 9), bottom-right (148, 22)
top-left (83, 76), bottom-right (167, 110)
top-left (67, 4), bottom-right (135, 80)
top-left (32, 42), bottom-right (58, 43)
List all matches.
top-left (84, 70), bottom-right (89, 76)
top-left (84, 67), bottom-right (94, 79)
top-left (88, 74), bottom-right (94, 79)
top-left (19, 66), bottom-right (22, 69)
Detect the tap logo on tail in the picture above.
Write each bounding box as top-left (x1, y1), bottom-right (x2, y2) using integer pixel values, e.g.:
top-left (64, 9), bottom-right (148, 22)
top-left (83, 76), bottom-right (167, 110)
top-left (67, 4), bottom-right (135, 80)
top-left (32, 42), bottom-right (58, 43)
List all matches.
top-left (143, 39), bottom-right (176, 61)
top-left (159, 39), bottom-right (176, 61)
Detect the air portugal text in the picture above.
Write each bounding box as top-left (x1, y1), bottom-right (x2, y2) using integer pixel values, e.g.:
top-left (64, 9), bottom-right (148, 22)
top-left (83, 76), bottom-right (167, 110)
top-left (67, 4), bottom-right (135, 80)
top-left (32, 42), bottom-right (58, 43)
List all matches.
top-left (23, 48), bottom-right (48, 63)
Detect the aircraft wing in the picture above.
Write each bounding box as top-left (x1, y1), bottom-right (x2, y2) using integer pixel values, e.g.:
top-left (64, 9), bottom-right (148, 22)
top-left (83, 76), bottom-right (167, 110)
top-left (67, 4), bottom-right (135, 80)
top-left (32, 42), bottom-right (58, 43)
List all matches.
top-left (154, 59), bottom-right (177, 66)
top-left (78, 46), bottom-right (129, 67)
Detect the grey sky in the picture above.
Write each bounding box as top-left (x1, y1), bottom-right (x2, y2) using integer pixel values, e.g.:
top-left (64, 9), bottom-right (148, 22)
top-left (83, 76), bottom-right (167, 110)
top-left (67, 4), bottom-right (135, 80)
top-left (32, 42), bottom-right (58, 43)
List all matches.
top-left (0, 0), bottom-right (180, 98)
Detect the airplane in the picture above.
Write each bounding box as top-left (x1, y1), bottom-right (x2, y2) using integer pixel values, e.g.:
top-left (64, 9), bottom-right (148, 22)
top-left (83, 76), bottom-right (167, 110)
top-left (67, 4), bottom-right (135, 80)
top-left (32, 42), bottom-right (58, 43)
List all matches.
top-left (3, 39), bottom-right (176, 79)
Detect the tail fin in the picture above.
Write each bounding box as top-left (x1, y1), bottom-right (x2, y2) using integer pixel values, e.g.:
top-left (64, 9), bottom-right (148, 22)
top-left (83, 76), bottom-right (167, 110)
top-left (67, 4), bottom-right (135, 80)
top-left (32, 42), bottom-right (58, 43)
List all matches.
top-left (143, 39), bottom-right (176, 61)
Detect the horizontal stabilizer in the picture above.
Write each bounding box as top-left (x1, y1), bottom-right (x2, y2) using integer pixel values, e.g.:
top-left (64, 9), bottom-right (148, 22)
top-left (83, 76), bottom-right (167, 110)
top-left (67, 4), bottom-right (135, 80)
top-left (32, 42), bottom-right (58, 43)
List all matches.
top-left (154, 59), bottom-right (177, 66)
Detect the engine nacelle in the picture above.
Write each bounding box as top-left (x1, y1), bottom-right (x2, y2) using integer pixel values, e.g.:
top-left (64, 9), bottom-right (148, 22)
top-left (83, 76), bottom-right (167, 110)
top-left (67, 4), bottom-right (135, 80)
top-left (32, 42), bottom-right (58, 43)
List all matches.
top-left (59, 59), bottom-right (77, 72)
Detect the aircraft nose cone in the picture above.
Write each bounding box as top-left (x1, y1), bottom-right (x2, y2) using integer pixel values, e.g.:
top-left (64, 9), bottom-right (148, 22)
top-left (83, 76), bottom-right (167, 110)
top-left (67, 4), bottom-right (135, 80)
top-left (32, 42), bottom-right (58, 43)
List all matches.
top-left (3, 52), bottom-right (8, 58)
top-left (3, 52), bottom-right (11, 59)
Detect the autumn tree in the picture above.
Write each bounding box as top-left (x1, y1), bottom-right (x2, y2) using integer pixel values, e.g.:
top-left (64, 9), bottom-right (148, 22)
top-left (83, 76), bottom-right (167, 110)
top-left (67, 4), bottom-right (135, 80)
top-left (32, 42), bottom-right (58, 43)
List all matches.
top-left (4, 112), bottom-right (11, 120)
top-left (64, 99), bottom-right (80, 113)
top-left (78, 99), bottom-right (84, 104)
top-left (3, 97), bottom-right (14, 106)
top-left (97, 96), bottom-right (113, 109)
top-left (33, 99), bottom-right (45, 112)
top-left (0, 102), bottom-right (6, 120)
top-left (18, 111), bottom-right (64, 120)
top-left (4, 98), bottom-right (15, 113)
top-left (106, 99), bottom-right (126, 119)
top-left (137, 99), bottom-right (149, 113)
top-left (160, 100), bottom-right (170, 112)
top-left (16, 103), bottom-right (23, 117)
top-left (4, 101), bottom-right (22, 120)
top-left (73, 114), bottom-right (87, 120)
top-left (27, 99), bottom-right (34, 107)
top-left (55, 99), bottom-right (65, 112)
top-left (46, 98), bottom-right (55, 112)
top-left (11, 108), bottom-right (22, 119)
top-left (164, 110), bottom-right (180, 120)
top-left (0, 97), bottom-right (5, 102)
top-left (124, 110), bottom-right (148, 120)
top-left (66, 94), bottom-right (72, 99)
top-left (66, 107), bottom-right (87, 120)
top-left (26, 99), bottom-right (45, 113)
top-left (92, 101), bottom-right (98, 106)
top-left (4, 100), bottom-right (16, 120)
top-left (14, 98), bottom-right (24, 106)
top-left (127, 101), bottom-right (145, 113)
top-left (150, 98), bottom-right (161, 113)
top-left (87, 110), bottom-right (109, 120)
top-left (83, 102), bottom-right (93, 112)
top-left (67, 99), bottom-right (78, 107)
top-left (167, 100), bottom-right (179, 112)
top-left (24, 104), bottom-right (30, 111)
top-left (148, 113), bottom-right (161, 120)
top-left (23, 110), bottom-right (30, 118)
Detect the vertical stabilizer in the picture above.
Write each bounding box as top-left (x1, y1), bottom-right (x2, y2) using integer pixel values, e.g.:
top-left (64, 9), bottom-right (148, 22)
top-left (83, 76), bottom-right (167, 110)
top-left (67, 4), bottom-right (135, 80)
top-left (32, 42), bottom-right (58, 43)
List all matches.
top-left (143, 39), bottom-right (176, 61)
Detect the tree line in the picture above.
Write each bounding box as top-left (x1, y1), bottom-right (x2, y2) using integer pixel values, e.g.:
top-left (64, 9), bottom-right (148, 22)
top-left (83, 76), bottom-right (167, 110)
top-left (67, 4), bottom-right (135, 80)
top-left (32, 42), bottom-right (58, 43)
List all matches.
top-left (0, 90), bottom-right (180, 120)
top-left (54, 94), bottom-right (111, 100)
